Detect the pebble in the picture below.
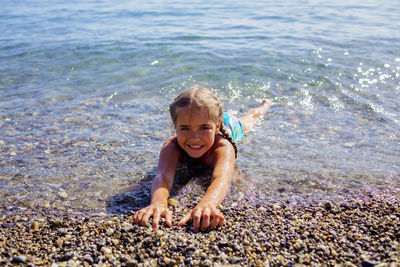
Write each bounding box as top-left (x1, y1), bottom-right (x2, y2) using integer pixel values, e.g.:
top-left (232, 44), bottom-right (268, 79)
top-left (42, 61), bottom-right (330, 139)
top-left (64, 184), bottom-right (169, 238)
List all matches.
top-left (361, 260), bottom-right (378, 267)
top-left (83, 255), bottom-right (93, 264)
top-left (100, 247), bottom-right (112, 255)
top-left (155, 230), bottom-right (164, 237)
top-left (203, 259), bottom-right (212, 266)
top-left (167, 198), bottom-right (178, 206)
top-left (56, 238), bottom-right (64, 248)
top-left (31, 221), bottom-right (39, 231)
top-left (0, 195), bottom-right (399, 266)
top-left (324, 201), bottom-right (332, 210)
top-left (121, 222), bottom-right (133, 232)
top-left (163, 257), bottom-right (171, 264)
top-left (57, 191), bottom-right (68, 199)
top-left (12, 256), bottom-right (27, 263)
top-left (272, 204), bottom-right (281, 210)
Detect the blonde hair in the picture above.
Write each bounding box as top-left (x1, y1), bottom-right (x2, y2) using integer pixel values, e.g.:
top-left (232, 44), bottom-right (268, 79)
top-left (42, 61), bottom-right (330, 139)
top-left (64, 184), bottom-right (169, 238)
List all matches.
top-left (169, 85), bottom-right (238, 158)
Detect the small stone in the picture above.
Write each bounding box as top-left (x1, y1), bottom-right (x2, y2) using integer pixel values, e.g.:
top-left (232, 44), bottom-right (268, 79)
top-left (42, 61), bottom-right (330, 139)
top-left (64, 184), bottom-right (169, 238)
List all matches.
top-left (57, 191), bottom-right (68, 199)
top-left (340, 202), bottom-right (350, 209)
top-left (56, 238), bottom-right (64, 248)
top-left (58, 228), bottom-right (68, 235)
top-left (331, 208), bottom-right (340, 214)
top-left (167, 198), bottom-right (178, 206)
top-left (156, 230), bottom-right (164, 237)
top-left (83, 255), bottom-right (93, 264)
top-left (258, 206), bottom-right (267, 212)
top-left (101, 247), bottom-right (112, 255)
top-left (361, 260), bottom-right (378, 267)
top-left (324, 201), bottom-right (332, 210)
top-left (272, 204), bottom-right (281, 210)
top-left (203, 259), bottom-right (212, 266)
top-left (156, 249), bottom-right (162, 257)
top-left (184, 258), bottom-right (193, 265)
top-left (106, 228), bottom-right (114, 235)
top-left (126, 260), bottom-right (138, 267)
top-left (121, 222), bottom-right (133, 232)
top-left (12, 256), bottom-right (27, 263)
top-left (344, 262), bottom-right (357, 267)
top-left (275, 255), bottom-right (284, 262)
top-left (31, 221), bottom-right (39, 231)
top-left (59, 252), bottom-right (74, 261)
top-left (163, 257), bottom-right (171, 264)
top-left (218, 239), bottom-right (229, 247)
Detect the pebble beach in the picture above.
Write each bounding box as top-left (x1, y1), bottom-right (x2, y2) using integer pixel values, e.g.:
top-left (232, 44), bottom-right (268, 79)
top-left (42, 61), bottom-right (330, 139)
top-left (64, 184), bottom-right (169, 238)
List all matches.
top-left (2, 0), bottom-right (400, 266)
top-left (1, 196), bottom-right (399, 266)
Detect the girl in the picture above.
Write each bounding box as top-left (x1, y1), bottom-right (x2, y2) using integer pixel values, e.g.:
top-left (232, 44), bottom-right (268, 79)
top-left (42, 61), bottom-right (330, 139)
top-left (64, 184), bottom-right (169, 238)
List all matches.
top-left (133, 85), bottom-right (273, 232)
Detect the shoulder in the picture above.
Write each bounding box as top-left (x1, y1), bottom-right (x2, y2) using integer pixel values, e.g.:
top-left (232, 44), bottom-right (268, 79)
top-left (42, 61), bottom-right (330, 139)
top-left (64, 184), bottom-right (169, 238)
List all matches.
top-left (214, 134), bottom-right (233, 146)
top-left (213, 135), bottom-right (235, 157)
top-left (161, 136), bottom-right (181, 154)
top-left (159, 135), bottom-right (185, 163)
top-left (163, 135), bottom-right (178, 146)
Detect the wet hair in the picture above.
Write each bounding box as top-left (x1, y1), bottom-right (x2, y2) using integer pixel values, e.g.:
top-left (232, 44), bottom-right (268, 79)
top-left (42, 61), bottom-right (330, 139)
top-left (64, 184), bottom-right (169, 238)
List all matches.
top-left (169, 85), bottom-right (238, 158)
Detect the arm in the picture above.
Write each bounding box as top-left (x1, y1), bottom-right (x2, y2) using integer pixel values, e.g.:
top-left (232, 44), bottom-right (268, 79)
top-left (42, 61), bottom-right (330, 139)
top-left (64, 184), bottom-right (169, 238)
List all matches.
top-left (133, 136), bottom-right (180, 229)
top-left (178, 138), bottom-right (236, 232)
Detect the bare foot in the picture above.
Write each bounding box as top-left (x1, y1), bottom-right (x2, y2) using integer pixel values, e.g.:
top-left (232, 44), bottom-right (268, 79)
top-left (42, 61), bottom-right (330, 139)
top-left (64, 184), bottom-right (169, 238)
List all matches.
top-left (240, 99), bottom-right (275, 133)
top-left (259, 99), bottom-right (275, 115)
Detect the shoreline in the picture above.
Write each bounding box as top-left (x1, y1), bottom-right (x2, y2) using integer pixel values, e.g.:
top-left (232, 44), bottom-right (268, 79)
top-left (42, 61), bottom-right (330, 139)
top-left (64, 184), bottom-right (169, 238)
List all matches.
top-left (1, 197), bottom-right (399, 266)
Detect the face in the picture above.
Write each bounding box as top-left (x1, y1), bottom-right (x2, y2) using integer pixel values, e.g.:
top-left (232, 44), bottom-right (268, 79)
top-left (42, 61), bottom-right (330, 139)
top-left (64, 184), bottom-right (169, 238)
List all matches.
top-left (175, 107), bottom-right (220, 158)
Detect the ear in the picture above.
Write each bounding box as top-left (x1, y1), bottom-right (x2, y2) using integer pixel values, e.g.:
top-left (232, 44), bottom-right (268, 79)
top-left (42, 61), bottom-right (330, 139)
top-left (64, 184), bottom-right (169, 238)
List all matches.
top-left (215, 118), bottom-right (222, 135)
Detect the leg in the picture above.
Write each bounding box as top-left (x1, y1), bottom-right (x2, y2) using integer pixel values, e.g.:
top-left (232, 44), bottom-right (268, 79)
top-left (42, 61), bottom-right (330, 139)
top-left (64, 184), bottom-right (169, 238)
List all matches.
top-left (239, 99), bottom-right (274, 133)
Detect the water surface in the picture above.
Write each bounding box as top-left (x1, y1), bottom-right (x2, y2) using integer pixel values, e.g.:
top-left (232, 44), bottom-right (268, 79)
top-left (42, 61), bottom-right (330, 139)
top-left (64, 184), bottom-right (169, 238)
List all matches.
top-left (1, 0), bottom-right (399, 214)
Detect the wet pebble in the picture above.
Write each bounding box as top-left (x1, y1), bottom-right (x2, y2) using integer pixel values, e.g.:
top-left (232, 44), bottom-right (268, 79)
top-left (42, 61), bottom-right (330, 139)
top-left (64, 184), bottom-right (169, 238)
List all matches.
top-left (12, 256), bottom-right (27, 263)
top-left (0, 195), bottom-right (399, 266)
top-left (31, 221), bottom-right (39, 231)
top-left (155, 230), bottom-right (164, 237)
top-left (167, 198), bottom-right (178, 206)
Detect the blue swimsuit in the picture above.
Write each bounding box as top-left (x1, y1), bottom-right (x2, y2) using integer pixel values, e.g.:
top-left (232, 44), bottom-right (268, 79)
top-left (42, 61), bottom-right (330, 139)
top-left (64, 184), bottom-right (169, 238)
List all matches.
top-left (222, 112), bottom-right (244, 144)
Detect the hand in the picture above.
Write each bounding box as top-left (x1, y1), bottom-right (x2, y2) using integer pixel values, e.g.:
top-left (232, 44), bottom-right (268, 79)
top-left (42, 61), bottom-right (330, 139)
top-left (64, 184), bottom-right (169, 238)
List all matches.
top-left (178, 202), bottom-right (225, 232)
top-left (133, 203), bottom-right (172, 230)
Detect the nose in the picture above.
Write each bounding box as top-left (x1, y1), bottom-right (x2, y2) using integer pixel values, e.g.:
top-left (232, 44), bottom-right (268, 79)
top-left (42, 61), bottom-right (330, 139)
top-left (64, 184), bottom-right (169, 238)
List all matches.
top-left (189, 130), bottom-right (200, 140)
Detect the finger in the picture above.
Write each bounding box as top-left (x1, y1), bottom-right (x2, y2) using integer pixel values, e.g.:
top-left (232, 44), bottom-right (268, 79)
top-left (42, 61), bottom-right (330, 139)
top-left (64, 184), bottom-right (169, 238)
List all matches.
top-left (152, 208), bottom-right (162, 230)
top-left (141, 210), bottom-right (152, 226)
top-left (164, 209), bottom-right (173, 227)
top-left (133, 211), bottom-right (139, 224)
top-left (192, 209), bottom-right (202, 233)
top-left (133, 210), bottom-right (143, 225)
top-left (178, 213), bottom-right (191, 227)
top-left (210, 215), bottom-right (219, 230)
top-left (201, 208), bottom-right (211, 232)
top-left (218, 213), bottom-right (225, 227)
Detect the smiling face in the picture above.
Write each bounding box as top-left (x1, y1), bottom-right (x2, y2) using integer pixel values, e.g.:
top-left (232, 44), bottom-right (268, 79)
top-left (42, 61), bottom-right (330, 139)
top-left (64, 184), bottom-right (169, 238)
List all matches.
top-left (175, 107), bottom-right (220, 158)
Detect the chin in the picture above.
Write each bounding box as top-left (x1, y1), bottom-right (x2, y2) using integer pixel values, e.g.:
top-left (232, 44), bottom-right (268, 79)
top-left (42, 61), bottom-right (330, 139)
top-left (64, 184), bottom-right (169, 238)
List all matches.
top-left (187, 152), bottom-right (205, 158)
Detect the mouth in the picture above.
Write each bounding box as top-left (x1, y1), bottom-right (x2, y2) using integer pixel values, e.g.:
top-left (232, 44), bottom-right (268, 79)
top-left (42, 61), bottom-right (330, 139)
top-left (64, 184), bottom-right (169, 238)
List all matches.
top-left (187, 144), bottom-right (204, 151)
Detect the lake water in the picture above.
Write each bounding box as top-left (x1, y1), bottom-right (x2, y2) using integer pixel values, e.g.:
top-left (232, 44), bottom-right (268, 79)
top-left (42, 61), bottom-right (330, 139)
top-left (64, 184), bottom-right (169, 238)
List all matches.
top-left (1, 0), bottom-right (399, 214)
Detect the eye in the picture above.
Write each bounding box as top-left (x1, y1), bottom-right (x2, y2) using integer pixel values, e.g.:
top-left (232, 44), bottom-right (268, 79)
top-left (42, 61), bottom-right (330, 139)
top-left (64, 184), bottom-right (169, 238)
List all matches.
top-left (179, 126), bottom-right (189, 131)
top-left (201, 125), bottom-right (212, 130)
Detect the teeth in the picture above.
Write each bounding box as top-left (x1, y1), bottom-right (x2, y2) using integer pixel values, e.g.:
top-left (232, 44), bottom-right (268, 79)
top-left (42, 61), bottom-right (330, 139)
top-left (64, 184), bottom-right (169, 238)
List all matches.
top-left (189, 145), bottom-right (201, 148)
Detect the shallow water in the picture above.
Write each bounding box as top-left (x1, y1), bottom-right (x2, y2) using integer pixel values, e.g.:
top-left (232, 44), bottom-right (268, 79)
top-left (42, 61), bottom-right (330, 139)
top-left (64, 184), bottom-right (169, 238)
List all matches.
top-left (1, 0), bottom-right (399, 214)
